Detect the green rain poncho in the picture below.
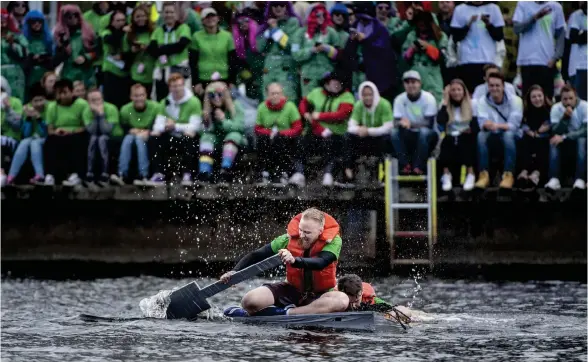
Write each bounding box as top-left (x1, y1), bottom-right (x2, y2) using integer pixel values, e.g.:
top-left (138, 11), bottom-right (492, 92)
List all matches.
top-left (1, 31), bottom-right (28, 102)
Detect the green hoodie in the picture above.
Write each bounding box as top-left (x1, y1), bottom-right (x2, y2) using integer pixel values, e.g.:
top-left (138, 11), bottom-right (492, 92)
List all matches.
top-left (26, 36), bottom-right (51, 87)
top-left (1, 31), bottom-right (28, 101)
top-left (46, 98), bottom-right (89, 132)
top-left (59, 29), bottom-right (97, 87)
top-left (120, 100), bottom-right (160, 130)
top-left (1, 96), bottom-right (24, 140)
top-left (153, 88), bottom-right (202, 133)
top-left (305, 87), bottom-right (355, 135)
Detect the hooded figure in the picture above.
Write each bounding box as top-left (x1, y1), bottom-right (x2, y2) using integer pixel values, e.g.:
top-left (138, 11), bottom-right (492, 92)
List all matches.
top-left (53, 5), bottom-right (98, 87)
top-left (402, 11), bottom-right (447, 103)
top-left (6, 1), bottom-right (29, 29)
top-left (330, 3), bottom-right (350, 48)
top-left (1, 9), bottom-right (28, 102)
top-left (232, 10), bottom-right (264, 101)
top-left (22, 10), bottom-right (54, 93)
top-left (257, 1), bottom-right (303, 103)
top-left (292, 3), bottom-right (340, 97)
top-left (342, 3), bottom-right (399, 103)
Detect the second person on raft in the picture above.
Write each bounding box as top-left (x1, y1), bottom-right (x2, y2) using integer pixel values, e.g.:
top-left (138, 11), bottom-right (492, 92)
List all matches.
top-left (221, 208), bottom-right (347, 317)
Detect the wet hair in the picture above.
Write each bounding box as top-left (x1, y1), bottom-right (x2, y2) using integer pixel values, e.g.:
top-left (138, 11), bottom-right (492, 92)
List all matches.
top-left (301, 208), bottom-right (325, 228)
top-left (54, 79), bottom-right (74, 92)
top-left (337, 274), bottom-right (363, 296)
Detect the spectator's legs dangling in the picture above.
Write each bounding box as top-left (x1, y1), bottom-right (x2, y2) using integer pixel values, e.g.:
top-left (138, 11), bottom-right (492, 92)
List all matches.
top-left (135, 136), bottom-right (150, 179)
top-left (198, 133), bottom-right (216, 183)
top-left (574, 137), bottom-right (587, 189)
top-left (180, 135), bottom-right (198, 182)
top-left (118, 135), bottom-right (135, 178)
top-left (148, 135), bottom-right (169, 184)
top-left (499, 131), bottom-right (516, 189)
top-left (98, 135), bottom-right (110, 182)
top-left (219, 141), bottom-right (239, 183)
top-left (7, 138), bottom-right (32, 183)
top-left (546, 142), bottom-right (562, 191)
top-left (29, 138), bottom-right (45, 182)
top-left (414, 128), bottom-right (435, 174)
top-left (391, 128), bottom-right (410, 173)
top-left (575, 70), bottom-right (587, 101)
top-left (475, 131), bottom-right (492, 189)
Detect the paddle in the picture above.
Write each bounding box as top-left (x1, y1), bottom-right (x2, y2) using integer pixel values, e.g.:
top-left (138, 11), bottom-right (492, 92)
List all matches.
top-left (165, 254), bottom-right (283, 320)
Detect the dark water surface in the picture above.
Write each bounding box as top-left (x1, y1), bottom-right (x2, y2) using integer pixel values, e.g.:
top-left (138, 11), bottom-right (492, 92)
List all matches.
top-left (1, 276), bottom-right (586, 361)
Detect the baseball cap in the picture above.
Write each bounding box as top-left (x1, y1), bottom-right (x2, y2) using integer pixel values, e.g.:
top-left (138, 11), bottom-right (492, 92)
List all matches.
top-left (402, 70), bottom-right (421, 82)
top-left (201, 8), bottom-right (217, 18)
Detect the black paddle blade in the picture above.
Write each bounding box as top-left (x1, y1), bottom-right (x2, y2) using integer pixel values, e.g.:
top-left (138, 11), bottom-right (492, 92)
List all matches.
top-left (165, 281), bottom-right (212, 320)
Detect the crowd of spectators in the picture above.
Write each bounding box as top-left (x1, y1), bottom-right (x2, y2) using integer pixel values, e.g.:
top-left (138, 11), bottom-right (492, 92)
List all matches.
top-left (0, 1), bottom-right (586, 192)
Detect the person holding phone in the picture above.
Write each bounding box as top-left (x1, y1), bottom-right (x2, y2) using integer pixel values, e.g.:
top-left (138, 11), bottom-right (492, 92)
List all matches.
top-left (513, 1), bottom-right (565, 100)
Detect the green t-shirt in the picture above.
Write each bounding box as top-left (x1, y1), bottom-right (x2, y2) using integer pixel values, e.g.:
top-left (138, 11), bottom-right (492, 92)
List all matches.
top-left (84, 9), bottom-right (110, 36)
top-left (191, 29), bottom-right (235, 81)
top-left (0, 96), bottom-right (24, 140)
top-left (306, 88), bottom-right (355, 135)
top-left (82, 101), bottom-right (123, 137)
top-left (151, 24), bottom-right (192, 67)
top-left (120, 100), bottom-right (160, 130)
top-left (158, 96), bottom-right (202, 124)
top-left (350, 98), bottom-right (393, 128)
top-left (270, 234), bottom-right (342, 260)
top-left (122, 31), bottom-right (156, 84)
top-left (45, 98), bottom-right (89, 132)
top-left (256, 101), bottom-right (301, 130)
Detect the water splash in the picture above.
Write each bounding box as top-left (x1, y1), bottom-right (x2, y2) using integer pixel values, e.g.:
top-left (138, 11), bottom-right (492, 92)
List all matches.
top-left (139, 289), bottom-right (172, 318)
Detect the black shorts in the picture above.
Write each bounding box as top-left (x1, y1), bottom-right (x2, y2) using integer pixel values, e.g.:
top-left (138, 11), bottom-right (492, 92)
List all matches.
top-left (263, 282), bottom-right (323, 308)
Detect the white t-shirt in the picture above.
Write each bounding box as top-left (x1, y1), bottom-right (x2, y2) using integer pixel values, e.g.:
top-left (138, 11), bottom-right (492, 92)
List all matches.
top-left (569, 9), bottom-right (587, 71)
top-left (393, 91), bottom-right (437, 129)
top-left (451, 3), bottom-right (505, 65)
top-left (472, 82), bottom-right (517, 101)
top-left (514, 1), bottom-right (565, 67)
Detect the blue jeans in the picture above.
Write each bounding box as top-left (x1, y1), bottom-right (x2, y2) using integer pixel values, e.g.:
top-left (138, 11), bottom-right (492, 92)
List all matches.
top-left (390, 127), bottom-right (436, 170)
top-left (118, 134), bottom-right (150, 178)
top-left (8, 137), bottom-right (45, 177)
top-left (477, 131), bottom-right (516, 173)
top-left (548, 137), bottom-right (587, 180)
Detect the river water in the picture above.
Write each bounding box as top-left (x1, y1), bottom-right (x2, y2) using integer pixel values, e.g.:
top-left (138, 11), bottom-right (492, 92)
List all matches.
top-left (1, 276), bottom-right (586, 361)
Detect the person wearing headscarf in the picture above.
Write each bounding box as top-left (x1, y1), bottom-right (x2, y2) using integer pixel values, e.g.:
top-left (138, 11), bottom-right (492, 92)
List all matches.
top-left (1, 9), bottom-right (28, 102)
top-left (22, 10), bottom-right (54, 95)
top-left (101, 10), bottom-right (130, 109)
top-left (330, 3), bottom-right (349, 49)
top-left (232, 9), bottom-right (264, 101)
top-left (53, 5), bottom-right (98, 88)
top-left (292, 3), bottom-right (340, 97)
top-left (257, 2), bottom-right (302, 104)
top-left (197, 81), bottom-right (246, 183)
top-left (0, 75), bottom-right (24, 187)
top-left (147, 2), bottom-right (192, 101)
top-left (122, 5), bottom-right (156, 97)
top-left (402, 11), bottom-right (447, 103)
top-left (6, 1), bottom-right (29, 30)
top-left (344, 81), bottom-right (393, 185)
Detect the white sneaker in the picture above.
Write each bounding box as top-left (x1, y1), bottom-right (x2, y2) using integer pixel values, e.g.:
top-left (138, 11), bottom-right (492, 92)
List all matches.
top-left (441, 173), bottom-right (452, 192)
top-left (573, 179), bottom-right (586, 190)
top-left (322, 173), bottom-right (334, 187)
top-left (545, 178), bottom-right (561, 191)
top-left (463, 173), bottom-right (476, 191)
top-left (62, 173), bottom-right (81, 186)
top-left (133, 178), bottom-right (148, 186)
top-left (110, 174), bottom-right (125, 186)
top-left (289, 172), bottom-right (306, 187)
top-left (0, 173), bottom-right (6, 188)
top-left (44, 174), bottom-right (55, 186)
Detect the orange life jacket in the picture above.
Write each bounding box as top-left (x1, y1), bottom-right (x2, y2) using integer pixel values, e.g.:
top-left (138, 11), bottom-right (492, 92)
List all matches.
top-left (361, 282), bottom-right (376, 304)
top-left (285, 212), bottom-right (340, 293)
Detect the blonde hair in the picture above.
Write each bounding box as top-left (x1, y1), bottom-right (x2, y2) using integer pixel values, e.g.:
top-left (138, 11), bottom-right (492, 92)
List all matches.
top-left (301, 208), bottom-right (325, 228)
top-left (447, 79), bottom-right (473, 124)
top-left (202, 81), bottom-right (235, 123)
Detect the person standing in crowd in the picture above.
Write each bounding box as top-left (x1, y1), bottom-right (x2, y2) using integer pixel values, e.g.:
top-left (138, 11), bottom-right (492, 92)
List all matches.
top-left (43, 79), bottom-right (89, 187)
top-left (330, 3), bottom-right (349, 49)
top-left (5, 83), bottom-right (47, 186)
top-left (84, 1), bottom-right (111, 87)
top-left (293, 72), bottom-right (354, 187)
top-left (0, 76), bottom-right (23, 187)
top-left (344, 81), bottom-right (393, 185)
top-left (513, 1), bottom-right (565, 101)
top-left (6, 1), bottom-right (28, 30)
top-left (437, 79), bottom-right (478, 191)
top-left (436, 1), bottom-right (455, 85)
top-left (197, 82), bottom-right (245, 183)
top-left (343, 3), bottom-right (398, 103)
top-left (472, 64), bottom-right (517, 101)
top-left (101, 10), bottom-right (130, 109)
top-left (83, 88), bottom-right (123, 184)
top-left (232, 10), bottom-right (263, 101)
top-left (545, 86), bottom-right (587, 191)
top-left (148, 2), bottom-right (192, 101)
top-left (41, 71), bottom-right (57, 101)
top-left (568, 2), bottom-right (587, 101)
top-left (292, 3), bottom-right (339, 97)
top-left (191, 8), bottom-right (237, 96)
top-left (123, 5), bottom-right (156, 97)
top-left (375, 1), bottom-right (399, 35)
top-left (254, 82), bottom-right (302, 184)
top-left (475, 73), bottom-right (523, 190)
top-left (391, 71), bottom-right (438, 176)
top-left (517, 85), bottom-right (551, 189)
top-left (450, 1), bottom-right (505, 93)
top-left (148, 73), bottom-right (201, 186)
top-left (256, 2), bottom-right (302, 104)
top-left (1, 9), bottom-right (27, 102)
top-left (53, 5), bottom-right (98, 88)
top-left (111, 84), bottom-right (159, 186)
top-left (402, 11), bottom-right (447, 103)
top-left (22, 10), bottom-right (54, 97)
top-left (158, 1), bottom-right (202, 35)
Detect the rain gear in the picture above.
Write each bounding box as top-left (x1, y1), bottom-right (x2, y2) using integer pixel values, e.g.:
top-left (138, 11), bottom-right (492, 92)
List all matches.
top-left (22, 10), bottom-right (54, 90)
top-left (348, 81), bottom-right (394, 137)
top-left (1, 9), bottom-right (27, 102)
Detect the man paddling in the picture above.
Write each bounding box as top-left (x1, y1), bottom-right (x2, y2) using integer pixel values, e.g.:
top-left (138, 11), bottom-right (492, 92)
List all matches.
top-left (221, 208), bottom-right (349, 317)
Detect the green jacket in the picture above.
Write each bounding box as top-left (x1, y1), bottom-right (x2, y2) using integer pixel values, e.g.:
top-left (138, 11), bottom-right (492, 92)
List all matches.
top-left (58, 29), bottom-right (96, 87)
top-left (305, 88), bottom-right (355, 135)
top-left (100, 29), bottom-right (128, 77)
top-left (256, 17), bottom-right (301, 72)
top-left (82, 102), bottom-right (123, 137)
top-left (120, 100), bottom-right (160, 130)
top-left (122, 31), bottom-right (156, 84)
top-left (292, 26), bottom-right (340, 80)
top-left (1, 31), bottom-right (28, 101)
top-left (26, 36), bottom-right (51, 87)
top-left (153, 90), bottom-right (202, 133)
top-left (45, 98), bottom-right (89, 132)
top-left (0, 96), bottom-right (24, 140)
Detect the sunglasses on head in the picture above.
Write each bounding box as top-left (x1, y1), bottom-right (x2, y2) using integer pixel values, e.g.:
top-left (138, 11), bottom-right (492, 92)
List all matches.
top-left (207, 92), bottom-right (223, 99)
